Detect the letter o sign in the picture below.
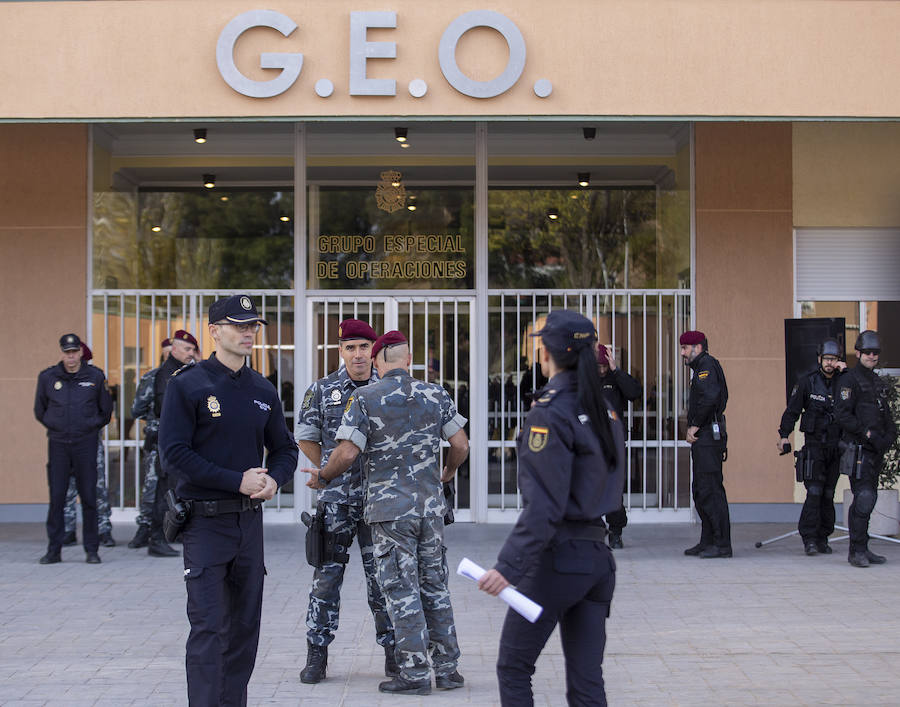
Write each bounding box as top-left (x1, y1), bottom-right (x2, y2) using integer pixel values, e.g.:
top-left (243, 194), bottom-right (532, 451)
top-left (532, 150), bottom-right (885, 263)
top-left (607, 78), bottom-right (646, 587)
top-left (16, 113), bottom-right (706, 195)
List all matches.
top-left (438, 10), bottom-right (526, 99)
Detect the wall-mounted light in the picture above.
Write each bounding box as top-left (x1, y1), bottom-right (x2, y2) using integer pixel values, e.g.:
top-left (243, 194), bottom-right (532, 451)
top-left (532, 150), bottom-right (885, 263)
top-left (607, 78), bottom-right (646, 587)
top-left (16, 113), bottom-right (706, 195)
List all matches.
top-left (407, 204), bottom-right (417, 212)
top-left (547, 208), bottom-right (559, 221)
top-left (578, 172), bottom-right (590, 187)
top-left (394, 127), bottom-right (408, 143)
top-left (582, 127), bottom-right (596, 140)
top-left (279, 216), bottom-right (290, 222)
top-left (151, 225), bottom-right (162, 232)
top-left (193, 128), bottom-right (207, 144)
top-left (400, 142), bottom-right (410, 149)
top-left (203, 174), bottom-right (216, 189)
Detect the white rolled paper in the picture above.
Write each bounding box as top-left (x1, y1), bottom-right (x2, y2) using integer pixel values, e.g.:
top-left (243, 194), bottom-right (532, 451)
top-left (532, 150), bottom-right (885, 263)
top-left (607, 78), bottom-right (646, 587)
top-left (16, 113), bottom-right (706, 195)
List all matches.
top-left (456, 557), bottom-right (543, 623)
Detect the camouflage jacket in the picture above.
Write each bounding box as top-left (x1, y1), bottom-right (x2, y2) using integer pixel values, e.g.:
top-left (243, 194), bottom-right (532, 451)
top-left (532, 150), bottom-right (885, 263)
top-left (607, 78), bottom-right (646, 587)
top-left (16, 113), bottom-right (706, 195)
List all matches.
top-left (296, 366), bottom-right (379, 505)
top-left (131, 367), bottom-right (161, 434)
top-left (336, 367), bottom-right (467, 524)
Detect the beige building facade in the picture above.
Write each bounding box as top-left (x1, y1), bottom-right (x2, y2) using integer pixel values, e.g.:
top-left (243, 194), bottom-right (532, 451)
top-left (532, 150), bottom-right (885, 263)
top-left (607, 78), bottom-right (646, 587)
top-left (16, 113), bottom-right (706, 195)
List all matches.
top-left (1, 0), bottom-right (898, 522)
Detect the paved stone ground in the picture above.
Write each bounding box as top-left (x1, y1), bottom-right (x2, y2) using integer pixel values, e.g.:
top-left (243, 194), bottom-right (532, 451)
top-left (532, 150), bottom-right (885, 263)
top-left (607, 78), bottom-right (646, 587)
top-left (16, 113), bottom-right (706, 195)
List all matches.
top-left (2, 520), bottom-right (900, 706)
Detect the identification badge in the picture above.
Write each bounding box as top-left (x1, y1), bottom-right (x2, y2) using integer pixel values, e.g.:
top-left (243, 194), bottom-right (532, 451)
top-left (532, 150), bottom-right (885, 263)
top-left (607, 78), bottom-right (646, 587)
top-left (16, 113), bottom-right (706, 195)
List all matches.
top-left (528, 426), bottom-right (549, 452)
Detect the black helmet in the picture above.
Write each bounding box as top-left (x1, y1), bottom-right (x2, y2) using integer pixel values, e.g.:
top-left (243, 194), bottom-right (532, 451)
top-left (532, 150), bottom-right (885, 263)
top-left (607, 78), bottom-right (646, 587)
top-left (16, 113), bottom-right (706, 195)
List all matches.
top-left (817, 338), bottom-right (842, 358)
top-left (854, 330), bottom-right (881, 353)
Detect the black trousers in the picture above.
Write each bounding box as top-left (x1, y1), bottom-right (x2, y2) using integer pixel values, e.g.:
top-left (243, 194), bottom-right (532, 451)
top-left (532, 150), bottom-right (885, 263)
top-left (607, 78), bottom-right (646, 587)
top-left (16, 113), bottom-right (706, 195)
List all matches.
top-left (183, 507), bottom-right (265, 707)
top-left (691, 444), bottom-right (731, 550)
top-left (497, 540), bottom-right (616, 707)
top-left (148, 456), bottom-right (171, 540)
top-left (797, 444), bottom-right (840, 543)
top-left (848, 456), bottom-right (881, 554)
top-left (46, 435), bottom-right (99, 553)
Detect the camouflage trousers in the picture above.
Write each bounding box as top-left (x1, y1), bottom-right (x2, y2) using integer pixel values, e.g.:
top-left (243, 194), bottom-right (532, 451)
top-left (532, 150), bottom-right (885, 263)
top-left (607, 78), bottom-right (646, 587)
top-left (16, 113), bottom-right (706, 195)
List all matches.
top-left (306, 501), bottom-right (393, 648)
top-left (371, 516), bottom-right (460, 683)
top-left (64, 437), bottom-right (111, 535)
top-left (134, 448), bottom-right (159, 528)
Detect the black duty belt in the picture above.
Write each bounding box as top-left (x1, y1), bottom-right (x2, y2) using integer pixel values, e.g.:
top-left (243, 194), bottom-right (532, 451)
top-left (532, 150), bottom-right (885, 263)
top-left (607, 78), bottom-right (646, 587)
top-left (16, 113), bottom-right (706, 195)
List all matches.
top-left (188, 497), bottom-right (263, 516)
top-left (554, 521), bottom-right (607, 542)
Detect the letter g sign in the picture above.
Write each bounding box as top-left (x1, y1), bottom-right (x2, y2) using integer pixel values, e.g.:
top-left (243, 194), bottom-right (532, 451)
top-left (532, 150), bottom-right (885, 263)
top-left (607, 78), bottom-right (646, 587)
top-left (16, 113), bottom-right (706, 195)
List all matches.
top-left (216, 10), bottom-right (303, 98)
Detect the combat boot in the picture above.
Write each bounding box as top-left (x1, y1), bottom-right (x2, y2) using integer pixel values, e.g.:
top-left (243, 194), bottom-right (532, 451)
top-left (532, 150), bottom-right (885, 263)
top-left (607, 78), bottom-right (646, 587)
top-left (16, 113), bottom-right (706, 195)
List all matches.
top-left (815, 540), bottom-right (833, 554)
top-left (803, 541), bottom-right (818, 556)
top-left (683, 543), bottom-right (707, 556)
top-left (378, 676), bottom-right (431, 695)
top-left (384, 645), bottom-right (400, 677)
top-left (848, 552), bottom-right (870, 568)
top-left (148, 532), bottom-right (179, 557)
top-left (299, 643), bottom-right (327, 684)
top-left (39, 552), bottom-right (61, 564)
top-left (608, 532), bottom-right (624, 549)
top-left (864, 550), bottom-right (886, 564)
top-left (128, 526), bottom-right (150, 549)
top-left (699, 546), bottom-right (732, 559)
top-left (100, 532), bottom-right (116, 548)
top-left (435, 671), bottom-right (465, 690)
top-left (62, 531), bottom-right (77, 546)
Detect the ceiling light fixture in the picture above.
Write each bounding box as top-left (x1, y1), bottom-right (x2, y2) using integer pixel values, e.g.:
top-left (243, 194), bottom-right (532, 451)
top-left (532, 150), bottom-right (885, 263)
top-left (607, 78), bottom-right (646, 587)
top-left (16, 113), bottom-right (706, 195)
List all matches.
top-left (220, 195), bottom-right (229, 202)
top-left (151, 226), bottom-right (162, 232)
top-left (582, 127), bottom-right (596, 140)
top-left (280, 216), bottom-right (290, 222)
top-left (203, 174), bottom-right (216, 189)
top-left (547, 208), bottom-right (559, 221)
top-left (407, 204), bottom-right (417, 211)
top-left (394, 127), bottom-right (408, 143)
top-left (578, 172), bottom-right (590, 187)
top-left (193, 128), bottom-right (207, 144)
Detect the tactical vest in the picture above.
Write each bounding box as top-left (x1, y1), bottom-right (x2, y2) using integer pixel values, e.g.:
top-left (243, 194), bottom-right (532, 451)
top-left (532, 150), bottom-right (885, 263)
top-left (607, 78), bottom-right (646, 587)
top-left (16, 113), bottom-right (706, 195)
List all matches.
top-left (799, 371), bottom-right (839, 443)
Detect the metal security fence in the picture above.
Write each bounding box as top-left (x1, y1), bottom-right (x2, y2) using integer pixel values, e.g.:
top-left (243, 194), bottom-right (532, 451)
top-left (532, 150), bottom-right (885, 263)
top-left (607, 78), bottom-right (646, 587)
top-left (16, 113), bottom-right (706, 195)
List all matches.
top-left (88, 290), bottom-right (296, 514)
top-left (486, 289), bottom-right (692, 518)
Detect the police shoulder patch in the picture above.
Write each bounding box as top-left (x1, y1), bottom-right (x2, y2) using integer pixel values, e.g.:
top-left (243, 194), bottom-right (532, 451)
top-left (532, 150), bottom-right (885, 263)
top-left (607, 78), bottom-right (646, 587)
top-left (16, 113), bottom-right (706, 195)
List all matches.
top-left (527, 426), bottom-right (549, 452)
top-left (698, 371), bottom-right (709, 380)
top-left (301, 388), bottom-right (314, 410)
top-left (536, 389), bottom-right (557, 405)
top-left (344, 395), bottom-right (354, 414)
top-left (840, 387), bottom-right (851, 400)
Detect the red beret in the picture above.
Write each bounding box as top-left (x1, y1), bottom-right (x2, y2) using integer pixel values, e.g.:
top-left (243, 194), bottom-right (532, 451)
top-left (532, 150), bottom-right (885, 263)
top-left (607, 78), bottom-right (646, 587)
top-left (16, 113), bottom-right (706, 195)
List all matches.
top-left (80, 342), bottom-right (93, 362)
top-left (161, 338), bottom-right (171, 348)
top-left (338, 318), bottom-right (378, 342)
top-left (372, 330), bottom-right (408, 359)
top-left (173, 330), bottom-right (199, 348)
top-left (596, 345), bottom-right (610, 366)
top-left (679, 330), bottom-right (706, 346)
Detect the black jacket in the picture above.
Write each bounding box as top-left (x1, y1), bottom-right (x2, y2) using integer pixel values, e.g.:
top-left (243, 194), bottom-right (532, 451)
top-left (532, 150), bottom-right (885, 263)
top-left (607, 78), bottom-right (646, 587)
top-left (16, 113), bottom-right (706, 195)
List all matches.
top-left (778, 367), bottom-right (841, 446)
top-left (598, 368), bottom-right (642, 419)
top-left (687, 351), bottom-right (728, 447)
top-left (834, 364), bottom-right (897, 455)
top-left (34, 362), bottom-right (113, 441)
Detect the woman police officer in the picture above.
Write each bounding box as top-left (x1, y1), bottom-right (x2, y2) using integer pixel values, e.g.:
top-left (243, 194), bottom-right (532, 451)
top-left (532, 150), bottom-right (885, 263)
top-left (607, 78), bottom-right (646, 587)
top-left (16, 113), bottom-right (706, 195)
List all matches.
top-left (478, 310), bottom-right (625, 706)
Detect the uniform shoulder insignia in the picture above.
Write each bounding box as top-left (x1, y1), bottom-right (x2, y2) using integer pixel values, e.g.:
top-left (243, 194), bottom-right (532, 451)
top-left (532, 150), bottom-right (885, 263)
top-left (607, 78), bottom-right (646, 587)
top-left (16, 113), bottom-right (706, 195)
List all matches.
top-left (302, 388), bottom-right (315, 410)
top-left (840, 387), bottom-right (851, 400)
top-left (344, 395), bottom-right (354, 414)
top-left (698, 370), bottom-right (709, 380)
top-left (536, 389), bottom-right (557, 405)
top-left (527, 425), bottom-right (549, 452)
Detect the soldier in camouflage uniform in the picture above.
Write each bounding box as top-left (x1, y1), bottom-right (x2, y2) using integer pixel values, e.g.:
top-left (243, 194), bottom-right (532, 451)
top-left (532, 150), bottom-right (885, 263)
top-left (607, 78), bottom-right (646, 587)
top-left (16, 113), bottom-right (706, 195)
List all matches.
top-left (296, 319), bottom-right (394, 684)
top-left (62, 343), bottom-right (114, 547)
top-left (303, 330), bottom-right (469, 696)
top-left (128, 331), bottom-right (198, 555)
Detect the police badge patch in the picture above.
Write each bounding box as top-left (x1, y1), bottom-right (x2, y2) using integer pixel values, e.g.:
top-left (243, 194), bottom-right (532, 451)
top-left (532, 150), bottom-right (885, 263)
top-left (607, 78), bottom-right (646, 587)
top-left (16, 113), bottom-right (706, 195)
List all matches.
top-left (840, 387), bottom-right (851, 400)
top-left (302, 389), bottom-right (314, 410)
top-left (240, 296), bottom-right (252, 310)
top-left (528, 426), bottom-right (549, 452)
top-left (330, 389), bottom-right (342, 403)
top-left (207, 395), bottom-right (222, 417)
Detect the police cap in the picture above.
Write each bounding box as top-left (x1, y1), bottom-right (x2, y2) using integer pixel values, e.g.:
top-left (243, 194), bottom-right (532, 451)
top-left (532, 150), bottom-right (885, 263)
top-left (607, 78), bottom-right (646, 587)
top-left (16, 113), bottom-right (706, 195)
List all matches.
top-left (530, 310), bottom-right (597, 357)
top-left (855, 330), bottom-right (881, 353)
top-left (338, 319), bottom-right (377, 342)
top-left (173, 329), bottom-right (199, 348)
top-left (161, 338), bottom-right (172, 349)
top-left (208, 295), bottom-right (269, 325)
top-left (817, 338), bottom-right (842, 358)
top-left (679, 330), bottom-right (706, 346)
top-left (372, 330), bottom-right (408, 359)
top-left (59, 333), bottom-right (82, 351)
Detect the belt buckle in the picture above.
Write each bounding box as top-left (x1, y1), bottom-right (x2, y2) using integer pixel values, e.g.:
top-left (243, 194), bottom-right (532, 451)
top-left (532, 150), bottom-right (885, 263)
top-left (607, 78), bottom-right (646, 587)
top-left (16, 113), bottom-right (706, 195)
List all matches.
top-left (202, 500), bottom-right (218, 516)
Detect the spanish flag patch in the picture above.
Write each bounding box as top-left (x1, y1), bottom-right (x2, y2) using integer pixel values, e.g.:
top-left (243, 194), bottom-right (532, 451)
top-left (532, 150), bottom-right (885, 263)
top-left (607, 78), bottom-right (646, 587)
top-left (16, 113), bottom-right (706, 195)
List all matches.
top-left (528, 426), bottom-right (549, 452)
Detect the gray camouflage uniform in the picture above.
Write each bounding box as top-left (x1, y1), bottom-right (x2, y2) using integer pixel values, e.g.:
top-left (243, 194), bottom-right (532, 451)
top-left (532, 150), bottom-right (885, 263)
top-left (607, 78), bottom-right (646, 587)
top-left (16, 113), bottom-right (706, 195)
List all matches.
top-left (63, 435), bottom-right (111, 535)
top-left (296, 367), bottom-right (393, 649)
top-left (337, 367), bottom-right (466, 683)
top-left (131, 367), bottom-right (161, 529)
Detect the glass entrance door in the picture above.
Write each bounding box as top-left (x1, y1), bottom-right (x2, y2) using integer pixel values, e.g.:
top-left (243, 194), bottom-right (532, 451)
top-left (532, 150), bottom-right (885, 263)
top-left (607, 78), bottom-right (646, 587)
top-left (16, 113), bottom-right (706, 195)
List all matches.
top-left (305, 295), bottom-right (474, 519)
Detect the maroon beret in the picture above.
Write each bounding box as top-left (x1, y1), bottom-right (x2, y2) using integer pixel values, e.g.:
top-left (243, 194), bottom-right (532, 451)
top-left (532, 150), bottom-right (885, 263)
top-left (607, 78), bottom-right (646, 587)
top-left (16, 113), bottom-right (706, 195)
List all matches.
top-left (173, 329), bottom-right (199, 348)
top-left (338, 318), bottom-right (377, 342)
top-left (679, 330), bottom-right (706, 346)
top-left (372, 330), bottom-right (408, 359)
top-left (80, 342), bottom-right (93, 362)
top-left (161, 338), bottom-right (171, 349)
top-left (596, 344), bottom-right (610, 366)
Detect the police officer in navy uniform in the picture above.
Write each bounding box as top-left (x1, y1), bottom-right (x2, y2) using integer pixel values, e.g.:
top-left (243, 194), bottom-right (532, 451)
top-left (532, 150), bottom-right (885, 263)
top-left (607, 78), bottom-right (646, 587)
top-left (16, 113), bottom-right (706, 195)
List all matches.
top-left (478, 310), bottom-right (625, 707)
top-left (835, 330), bottom-right (897, 568)
top-left (159, 295), bottom-right (298, 706)
top-left (680, 330), bottom-right (732, 558)
top-left (596, 344), bottom-right (641, 549)
top-left (778, 338), bottom-right (847, 555)
top-left (34, 333), bottom-right (113, 564)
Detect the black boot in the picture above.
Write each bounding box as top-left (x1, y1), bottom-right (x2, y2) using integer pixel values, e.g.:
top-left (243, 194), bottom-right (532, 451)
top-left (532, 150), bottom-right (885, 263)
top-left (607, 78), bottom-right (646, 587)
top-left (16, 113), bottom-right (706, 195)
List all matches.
top-left (435, 671), bottom-right (465, 690)
top-left (62, 530), bottom-right (77, 547)
top-left (683, 543), bottom-right (707, 556)
top-left (39, 551), bottom-right (61, 565)
top-left (378, 676), bottom-right (431, 695)
top-left (864, 549), bottom-right (887, 564)
top-left (608, 532), bottom-right (623, 549)
top-left (803, 541), bottom-right (818, 556)
top-left (300, 643), bottom-right (328, 684)
top-left (384, 645), bottom-right (400, 677)
top-left (99, 532), bottom-right (116, 548)
top-left (148, 532), bottom-right (179, 557)
top-left (128, 526), bottom-right (150, 549)
top-left (848, 552), bottom-right (870, 568)
top-left (816, 539), bottom-right (833, 554)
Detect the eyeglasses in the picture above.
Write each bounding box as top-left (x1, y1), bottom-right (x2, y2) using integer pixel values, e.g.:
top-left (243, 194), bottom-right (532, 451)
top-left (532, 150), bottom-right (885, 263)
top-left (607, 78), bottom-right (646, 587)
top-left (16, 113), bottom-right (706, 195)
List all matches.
top-left (215, 321), bottom-right (261, 333)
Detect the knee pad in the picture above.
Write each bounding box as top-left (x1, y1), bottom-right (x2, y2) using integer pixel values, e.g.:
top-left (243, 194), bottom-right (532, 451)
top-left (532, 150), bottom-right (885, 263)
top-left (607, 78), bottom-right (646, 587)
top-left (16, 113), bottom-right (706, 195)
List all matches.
top-left (806, 483), bottom-right (823, 497)
top-left (855, 489), bottom-right (876, 515)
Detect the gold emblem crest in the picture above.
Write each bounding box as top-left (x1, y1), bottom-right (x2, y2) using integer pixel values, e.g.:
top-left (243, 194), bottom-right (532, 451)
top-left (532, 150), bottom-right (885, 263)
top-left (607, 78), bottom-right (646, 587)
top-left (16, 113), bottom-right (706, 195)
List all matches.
top-left (207, 395), bottom-right (222, 417)
top-left (698, 371), bottom-right (709, 380)
top-left (840, 387), bottom-right (851, 400)
top-left (344, 395), bottom-right (354, 414)
top-left (528, 425), bottom-right (549, 452)
top-left (54, 381), bottom-right (62, 390)
top-left (375, 170), bottom-right (406, 213)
